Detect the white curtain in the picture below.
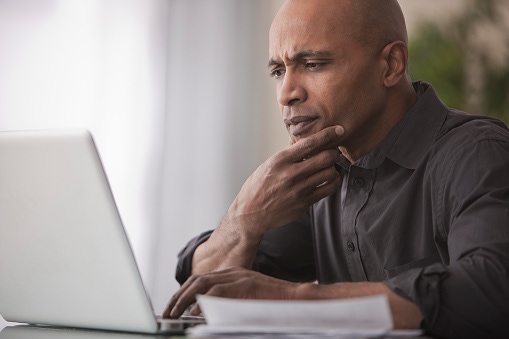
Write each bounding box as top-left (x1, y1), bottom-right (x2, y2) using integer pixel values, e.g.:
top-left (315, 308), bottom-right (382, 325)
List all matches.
top-left (0, 0), bottom-right (286, 315)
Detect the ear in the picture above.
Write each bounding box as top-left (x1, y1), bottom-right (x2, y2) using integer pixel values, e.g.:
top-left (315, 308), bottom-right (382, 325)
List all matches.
top-left (381, 41), bottom-right (408, 88)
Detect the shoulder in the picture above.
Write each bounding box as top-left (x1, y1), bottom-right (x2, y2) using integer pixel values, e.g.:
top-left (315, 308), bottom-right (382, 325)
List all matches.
top-left (422, 109), bottom-right (509, 200)
top-left (436, 109), bottom-right (509, 148)
top-left (430, 109), bottom-right (509, 167)
top-left (426, 110), bottom-right (509, 236)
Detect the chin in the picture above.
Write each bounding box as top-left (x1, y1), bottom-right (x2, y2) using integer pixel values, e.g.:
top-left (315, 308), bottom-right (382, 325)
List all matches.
top-left (293, 130), bottom-right (316, 142)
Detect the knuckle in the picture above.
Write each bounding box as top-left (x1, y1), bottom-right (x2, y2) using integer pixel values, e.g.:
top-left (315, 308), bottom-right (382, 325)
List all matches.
top-left (289, 187), bottom-right (306, 202)
top-left (266, 153), bottom-right (282, 171)
top-left (192, 274), bottom-right (209, 286)
top-left (224, 266), bottom-right (240, 273)
top-left (321, 149), bottom-right (340, 166)
top-left (266, 158), bottom-right (278, 172)
top-left (326, 167), bottom-right (339, 180)
top-left (323, 151), bottom-right (335, 165)
top-left (327, 175), bottom-right (342, 190)
top-left (279, 170), bottom-right (294, 185)
top-left (186, 274), bottom-right (198, 284)
top-left (209, 284), bottom-right (226, 296)
top-left (323, 182), bottom-right (339, 196)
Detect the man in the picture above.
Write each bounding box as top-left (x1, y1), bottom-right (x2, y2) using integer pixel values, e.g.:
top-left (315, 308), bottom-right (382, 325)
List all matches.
top-left (163, 0), bottom-right (509, 337)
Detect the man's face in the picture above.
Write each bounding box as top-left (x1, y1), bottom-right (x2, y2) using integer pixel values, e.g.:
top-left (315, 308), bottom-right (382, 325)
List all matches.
top-left (268, 0), bottom-right (387, 148)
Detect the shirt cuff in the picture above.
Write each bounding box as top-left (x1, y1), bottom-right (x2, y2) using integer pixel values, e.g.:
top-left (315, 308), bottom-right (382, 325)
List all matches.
top-left (175, 230), bottom-right (213, 285)
top-left (384, 262), bottom-right (447, 331)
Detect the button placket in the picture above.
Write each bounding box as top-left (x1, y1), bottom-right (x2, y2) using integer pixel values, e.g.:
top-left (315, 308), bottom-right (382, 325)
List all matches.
top-left (341, 166), bottom-right (375, 281)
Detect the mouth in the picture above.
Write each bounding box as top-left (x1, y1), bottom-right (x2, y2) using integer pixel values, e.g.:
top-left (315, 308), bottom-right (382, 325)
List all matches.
top-left (283, 116), bottom-right (318, 137)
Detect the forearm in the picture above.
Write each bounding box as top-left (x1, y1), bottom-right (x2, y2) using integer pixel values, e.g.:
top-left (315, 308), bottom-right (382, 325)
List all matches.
top-left (191, 211), bottom-right (264, 275)
top-left (294, 282), bottom-right (423, 329)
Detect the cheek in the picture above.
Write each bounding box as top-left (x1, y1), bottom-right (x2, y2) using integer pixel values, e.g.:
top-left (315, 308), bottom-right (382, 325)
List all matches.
top-left (315, 84), bottom-right (352, 124)
top-left (308, 78), bottom-right (338, 113)
top-left (321, 69), bottom-right (381, 125)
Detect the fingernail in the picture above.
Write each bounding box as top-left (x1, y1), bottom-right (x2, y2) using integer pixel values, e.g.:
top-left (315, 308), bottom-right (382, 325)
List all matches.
top-left (334, 126), bottom-right (344, 136)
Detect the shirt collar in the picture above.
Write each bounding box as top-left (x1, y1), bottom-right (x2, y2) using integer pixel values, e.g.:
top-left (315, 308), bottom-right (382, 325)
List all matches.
top-left (345, 81), bottom-right (449, 170)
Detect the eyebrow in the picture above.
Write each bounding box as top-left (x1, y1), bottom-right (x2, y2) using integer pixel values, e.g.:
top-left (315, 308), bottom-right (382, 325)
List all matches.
top-left (267, 50), bottom-right (334, 68)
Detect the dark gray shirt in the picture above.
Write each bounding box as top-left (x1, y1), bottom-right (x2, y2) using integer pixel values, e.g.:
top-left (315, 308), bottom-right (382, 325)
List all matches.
top-left (176, 82), bottom-right (509, 338)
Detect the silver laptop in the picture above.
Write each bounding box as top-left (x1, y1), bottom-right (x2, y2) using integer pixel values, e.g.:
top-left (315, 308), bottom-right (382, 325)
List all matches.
top-left (0, 129), bottom-right (204, 334)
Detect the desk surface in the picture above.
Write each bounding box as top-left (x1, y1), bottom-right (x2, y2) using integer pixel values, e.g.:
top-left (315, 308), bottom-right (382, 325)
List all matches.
top-left (1, 323), bottom-right (436, 339)
top-left (0, 324), bottom-right (182, 338)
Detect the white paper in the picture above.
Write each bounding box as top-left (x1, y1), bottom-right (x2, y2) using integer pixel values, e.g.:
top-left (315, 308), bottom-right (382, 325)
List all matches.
top-left (188, 294), bottom-right (402, 337)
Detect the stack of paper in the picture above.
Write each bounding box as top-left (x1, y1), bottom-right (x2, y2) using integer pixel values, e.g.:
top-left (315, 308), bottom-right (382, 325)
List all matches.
top-left (188, 294), bottom-right (419, 337)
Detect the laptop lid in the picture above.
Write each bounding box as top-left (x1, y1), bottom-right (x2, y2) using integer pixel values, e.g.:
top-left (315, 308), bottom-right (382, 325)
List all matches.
top-left (0, 129), bottom-right (165, 333)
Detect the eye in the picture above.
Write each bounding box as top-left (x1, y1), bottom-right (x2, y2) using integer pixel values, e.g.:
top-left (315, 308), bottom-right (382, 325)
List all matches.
top-left (269, 69), bottom-right (285, 79)
top-left (305, 62), bottom-right (321, 70)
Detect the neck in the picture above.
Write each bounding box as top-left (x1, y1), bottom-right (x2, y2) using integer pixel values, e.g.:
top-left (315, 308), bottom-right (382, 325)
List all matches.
top-left (340, 82), bottom-right (418, 163)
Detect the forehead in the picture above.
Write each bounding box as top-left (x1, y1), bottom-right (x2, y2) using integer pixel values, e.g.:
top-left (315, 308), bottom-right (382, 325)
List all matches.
top-left (269, 0), bottom-right (357, 59)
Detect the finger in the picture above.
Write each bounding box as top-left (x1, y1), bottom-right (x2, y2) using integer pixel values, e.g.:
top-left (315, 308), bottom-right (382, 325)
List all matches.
top-left (189, 303), bottom-right (202, 316)
top-left (168, 280), bottom-right (210, 318)
top-left (284, 148), bottom-right (341, 186)
top-left (163, 272), bottom-right (214, 318)
top-left (163, 272), bottom-right (204, 318)
top-left (309, 170), bottom-right (343, 199)
top-left (309, 165), bottom-right (342, 188)
top-left (164, 268), bottom-right (248, 318)
top-left (163, 281), bottom-right (195, 318)
top-left (287, 125), bottom-right (344, 162)
top-left (300, 148), bottom-right (342, 173)
top-left (294, 165), bottom-right (343, 200)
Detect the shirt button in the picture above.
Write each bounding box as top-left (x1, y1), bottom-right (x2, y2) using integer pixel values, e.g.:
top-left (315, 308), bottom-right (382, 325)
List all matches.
top-left (353, 178), bottom-right (365, 188)
top-left (347, 240), bottom-right (355, 252)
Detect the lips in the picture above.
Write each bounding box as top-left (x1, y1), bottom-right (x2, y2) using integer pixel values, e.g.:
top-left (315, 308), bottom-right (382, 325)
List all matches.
top-left (284, 116), bottom-right (318, 136)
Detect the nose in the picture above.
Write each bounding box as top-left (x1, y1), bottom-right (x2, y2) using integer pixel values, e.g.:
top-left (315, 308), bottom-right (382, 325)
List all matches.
top-left (277, 70), bottom-right (307, 107)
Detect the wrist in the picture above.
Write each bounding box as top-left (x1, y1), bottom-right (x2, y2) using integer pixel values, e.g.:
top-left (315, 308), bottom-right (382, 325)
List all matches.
top-left (191, 212), bottom-right (264, 275)
top-left (222, 202), bottom-right (268, 241)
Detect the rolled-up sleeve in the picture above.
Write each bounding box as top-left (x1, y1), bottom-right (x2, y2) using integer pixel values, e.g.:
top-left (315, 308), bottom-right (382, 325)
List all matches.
top-left (386, 136), bottom-right (509, 338)
top-left (175, 230), bottom-right (213, 285)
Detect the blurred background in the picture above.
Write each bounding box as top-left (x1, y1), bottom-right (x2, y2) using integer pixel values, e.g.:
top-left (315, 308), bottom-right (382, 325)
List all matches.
top-left (0, 0), bottom-right (508, 323)
top-left (405, 0), bottom-right (509, 124)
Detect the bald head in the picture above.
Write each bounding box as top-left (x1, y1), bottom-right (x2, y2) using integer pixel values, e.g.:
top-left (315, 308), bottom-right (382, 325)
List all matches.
top-left (271, 0), bottom-right (408, 55)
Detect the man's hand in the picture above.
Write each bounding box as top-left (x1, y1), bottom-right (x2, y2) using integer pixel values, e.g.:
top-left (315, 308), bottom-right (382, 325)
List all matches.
top-left (232, 125), bottom-right (344, 235)
top-left (163, 267), bottom-right (299, 319)
top-left (191, 125), bottom-right (345, 275)
top-left (163, 266), bottom-right (423, 330)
